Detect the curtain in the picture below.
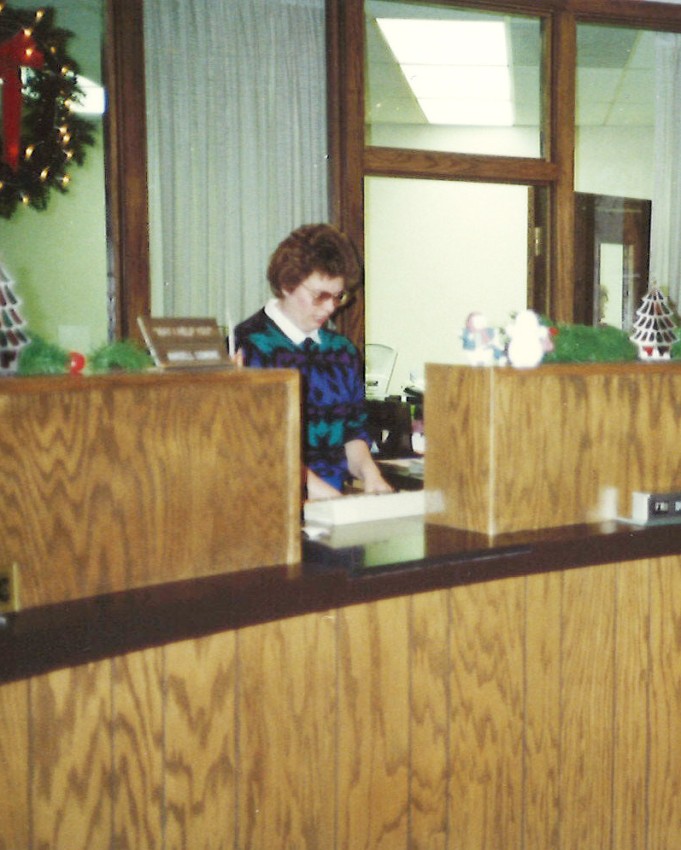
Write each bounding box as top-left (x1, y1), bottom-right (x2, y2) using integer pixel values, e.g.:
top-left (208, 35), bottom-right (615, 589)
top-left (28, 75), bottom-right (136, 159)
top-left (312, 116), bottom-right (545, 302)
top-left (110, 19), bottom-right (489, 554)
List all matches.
top-left (650, 31), bottom-right (681, 311)
top-left (143, 0), bottom-right (328, 329)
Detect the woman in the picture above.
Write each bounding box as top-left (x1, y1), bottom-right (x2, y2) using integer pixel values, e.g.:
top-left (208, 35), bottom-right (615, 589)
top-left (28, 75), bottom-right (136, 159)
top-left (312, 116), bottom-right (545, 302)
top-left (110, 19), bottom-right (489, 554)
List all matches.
top-left (235, 223), bottom-right (391, 501)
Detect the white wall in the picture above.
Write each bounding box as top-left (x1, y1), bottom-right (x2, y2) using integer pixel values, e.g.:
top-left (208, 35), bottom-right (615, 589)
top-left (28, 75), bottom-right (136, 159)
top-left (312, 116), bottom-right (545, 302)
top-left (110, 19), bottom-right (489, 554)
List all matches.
top-left (365, 123), bottom-right (653, 397)
top-left (365, 177), bottom-right (528, 394)
top-left (0, 127), bottom-right (108, 354)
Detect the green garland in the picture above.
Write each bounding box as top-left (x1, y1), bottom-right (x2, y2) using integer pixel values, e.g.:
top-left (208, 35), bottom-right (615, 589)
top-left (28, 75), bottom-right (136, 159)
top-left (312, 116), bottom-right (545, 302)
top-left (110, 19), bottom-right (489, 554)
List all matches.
top-left (17, 333), bottom-right (69, 374)
top-left (0, 4), bottom-right (96, 218)
top-left (89, 341), bottom-right (154, 373)
top-left (543, 322), bottom-right (639, 364)
top-left (18, 336), bottom-right (153, 376)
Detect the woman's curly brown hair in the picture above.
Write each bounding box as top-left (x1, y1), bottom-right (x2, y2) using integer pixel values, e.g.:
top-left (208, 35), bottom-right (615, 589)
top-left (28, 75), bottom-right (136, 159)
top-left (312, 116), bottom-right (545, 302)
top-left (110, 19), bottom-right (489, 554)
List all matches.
top-left (267, 223), bottom-right (361, 297)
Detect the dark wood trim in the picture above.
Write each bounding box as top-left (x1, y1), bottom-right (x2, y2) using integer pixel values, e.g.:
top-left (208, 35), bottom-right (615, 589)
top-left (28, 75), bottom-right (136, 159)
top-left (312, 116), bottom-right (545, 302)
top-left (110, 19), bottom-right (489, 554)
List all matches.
top-left (326, 0), bottom-right (346, 230)
top-left (568, 0), bottom-right (681, 31)
top-left (327, 0), bottom-right (366, 348)
top-left (365, 149), bottom-right (559, 185)
top-left (422, 0), bottom-right (681, 28)
top-left (3, 520), bottom-right (681, 685)
top-left (549, 11), bottom-right (577, 322)
top-left (105, 0), bottom-right (150, 342)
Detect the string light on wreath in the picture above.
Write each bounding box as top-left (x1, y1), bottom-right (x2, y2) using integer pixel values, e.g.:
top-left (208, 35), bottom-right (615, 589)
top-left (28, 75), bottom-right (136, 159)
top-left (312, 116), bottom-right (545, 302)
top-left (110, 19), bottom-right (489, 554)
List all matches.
top-left (0, 3), bottom-right (96, 218)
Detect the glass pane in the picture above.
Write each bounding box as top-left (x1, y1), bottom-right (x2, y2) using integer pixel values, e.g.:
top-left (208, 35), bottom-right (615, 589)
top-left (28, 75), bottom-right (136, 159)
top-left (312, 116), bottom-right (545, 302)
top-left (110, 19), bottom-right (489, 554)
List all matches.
top-left (0, 0), bottom-right (108, 352)
top-left (576, 25), bottom-right (654, 197)
top-left (365, 0), bottom-right (543, 157)
top-left (365, 176), bottom-right (530, 397)
top-left (575, 24), bottom-right (656, 328)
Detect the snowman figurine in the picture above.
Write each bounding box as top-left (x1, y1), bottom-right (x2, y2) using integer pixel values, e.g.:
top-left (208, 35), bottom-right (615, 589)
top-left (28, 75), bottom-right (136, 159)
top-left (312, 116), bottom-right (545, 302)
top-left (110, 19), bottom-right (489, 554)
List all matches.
top-left (506, 309), bottom-right (553, 369)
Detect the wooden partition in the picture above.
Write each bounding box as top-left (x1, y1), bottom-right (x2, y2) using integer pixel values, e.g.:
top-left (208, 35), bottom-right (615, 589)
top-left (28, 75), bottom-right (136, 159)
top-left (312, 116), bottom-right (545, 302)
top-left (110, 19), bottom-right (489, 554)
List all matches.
top-left (3, 553), bottom-right (681, 850)
top-left (0, 369), bottom-right (300, 609)
top-left (5, 363), bottom-right (681, 849)
top-left (425, 362), bottom-right (681, 534)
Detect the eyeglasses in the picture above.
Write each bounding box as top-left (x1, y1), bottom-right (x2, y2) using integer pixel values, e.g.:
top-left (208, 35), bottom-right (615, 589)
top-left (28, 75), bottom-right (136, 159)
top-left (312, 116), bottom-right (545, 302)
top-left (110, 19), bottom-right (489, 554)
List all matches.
top-left (300, 281), bottom-right (351, 308)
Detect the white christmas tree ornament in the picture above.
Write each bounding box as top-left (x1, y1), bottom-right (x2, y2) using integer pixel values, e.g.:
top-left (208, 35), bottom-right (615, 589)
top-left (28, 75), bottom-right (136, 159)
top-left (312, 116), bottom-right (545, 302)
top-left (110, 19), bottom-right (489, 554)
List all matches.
top-left (630, 288), bottom-right (680, 360)
top-left (0, 263), bottom-right (30, 374)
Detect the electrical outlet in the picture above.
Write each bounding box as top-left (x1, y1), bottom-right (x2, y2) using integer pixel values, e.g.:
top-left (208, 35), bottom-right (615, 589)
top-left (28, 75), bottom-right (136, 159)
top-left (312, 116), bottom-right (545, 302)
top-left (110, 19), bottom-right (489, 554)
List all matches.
top-left (0, 563), bottom-right (20, 613)
top-left (632, 491), bottom-right (681, 525)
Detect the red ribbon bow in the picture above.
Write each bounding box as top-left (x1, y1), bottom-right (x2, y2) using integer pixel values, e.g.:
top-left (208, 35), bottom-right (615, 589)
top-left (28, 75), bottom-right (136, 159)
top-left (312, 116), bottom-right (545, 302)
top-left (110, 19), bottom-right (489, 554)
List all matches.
top-left (0, 29), bottom-right (45, 170)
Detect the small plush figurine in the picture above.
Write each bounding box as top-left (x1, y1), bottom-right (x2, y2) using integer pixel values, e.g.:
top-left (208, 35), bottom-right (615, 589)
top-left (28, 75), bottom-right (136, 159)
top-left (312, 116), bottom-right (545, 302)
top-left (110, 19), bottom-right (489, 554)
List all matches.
top-left (461, 312), bottom-right (506, 366)
top-left (506, 309), bottom-right (553, 369)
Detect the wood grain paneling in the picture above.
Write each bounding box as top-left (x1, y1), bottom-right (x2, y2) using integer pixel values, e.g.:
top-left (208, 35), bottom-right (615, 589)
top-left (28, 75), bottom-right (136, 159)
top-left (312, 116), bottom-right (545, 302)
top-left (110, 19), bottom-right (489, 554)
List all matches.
top-left (338, 597), bottom-right (411, 850)
top-left (524, 571), bottom-right (561, 850)
top-left (560, 564), bottom-right (617, 848)
top-left (410, 591), bottom-right (450, 850)
top-left (424, 366), bottom-right (493, 534)
top-left (8, 555), bottom-right (681, 849)
top-left (30, 663), bottom-right (112, 850)
top-left (0, 371), bottom-right (300, 609)
top-left (426, 364), bottom-right (681, 534)
top-left (0, 679), bottom-right (29, 850)
top-left (164, 633), bottom-right (236, 850)
top-left (612, 559), bottom-right (649, 850)
top-left (112, 648), bottom-right (164, 850)
top-left (237, 613), bottom-right (336, 850)
top-left (649, 556), bottom-right (681, 849)
top-left (449, 577), bottom-right (525, 850)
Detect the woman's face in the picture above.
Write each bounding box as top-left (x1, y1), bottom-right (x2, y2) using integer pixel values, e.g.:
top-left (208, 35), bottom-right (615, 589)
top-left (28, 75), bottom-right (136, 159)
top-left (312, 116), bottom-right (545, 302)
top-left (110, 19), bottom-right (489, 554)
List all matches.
top-left (278, 272), bottom-right (346, 334)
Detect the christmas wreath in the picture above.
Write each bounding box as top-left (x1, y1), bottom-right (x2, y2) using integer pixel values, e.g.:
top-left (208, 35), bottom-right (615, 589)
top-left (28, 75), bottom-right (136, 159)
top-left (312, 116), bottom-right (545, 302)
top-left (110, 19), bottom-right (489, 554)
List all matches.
top-left (0, 3), bottom-right (96, 218)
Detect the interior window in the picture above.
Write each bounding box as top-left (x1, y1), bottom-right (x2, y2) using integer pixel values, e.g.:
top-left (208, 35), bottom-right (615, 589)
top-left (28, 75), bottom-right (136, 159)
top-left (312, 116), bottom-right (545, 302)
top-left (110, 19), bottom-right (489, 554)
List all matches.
top-left (575, 24), bottom-right (655, 329)
top-left (331, 0), bottom-right (681, 358)
top-left (365, 0), bottom-right (543, 158)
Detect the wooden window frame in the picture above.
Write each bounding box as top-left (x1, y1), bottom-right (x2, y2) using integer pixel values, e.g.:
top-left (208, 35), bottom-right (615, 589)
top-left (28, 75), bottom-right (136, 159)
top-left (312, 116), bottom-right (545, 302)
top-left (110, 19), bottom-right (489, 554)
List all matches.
top-left (327, 0), bottom-right (681, 348)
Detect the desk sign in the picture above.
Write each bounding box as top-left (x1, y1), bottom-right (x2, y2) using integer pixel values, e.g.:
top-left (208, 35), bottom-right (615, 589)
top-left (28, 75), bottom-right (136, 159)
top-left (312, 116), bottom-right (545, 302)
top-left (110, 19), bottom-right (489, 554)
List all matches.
top-left (631, 490), bottom-right (681, 525)
top-left (138, 316), bottom-right (232, 369)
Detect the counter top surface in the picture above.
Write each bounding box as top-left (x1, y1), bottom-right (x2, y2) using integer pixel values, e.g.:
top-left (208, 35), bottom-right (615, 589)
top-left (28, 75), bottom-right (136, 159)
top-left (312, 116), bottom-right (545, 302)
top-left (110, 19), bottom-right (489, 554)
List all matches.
top-left (3, 517), bottom-right (681, 684)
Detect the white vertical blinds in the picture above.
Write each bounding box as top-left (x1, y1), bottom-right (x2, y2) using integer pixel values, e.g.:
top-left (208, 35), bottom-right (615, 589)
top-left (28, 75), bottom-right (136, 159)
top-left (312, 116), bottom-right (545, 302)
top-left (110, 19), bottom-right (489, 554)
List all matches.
top-left (144, 0), bottom-right (329, 329)
top-left (650, 31), bottom-right (681, 311)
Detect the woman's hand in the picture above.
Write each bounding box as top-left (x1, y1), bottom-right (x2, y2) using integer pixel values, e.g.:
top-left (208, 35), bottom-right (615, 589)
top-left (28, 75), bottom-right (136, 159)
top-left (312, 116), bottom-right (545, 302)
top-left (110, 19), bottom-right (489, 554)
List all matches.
top-left (360, 465), bottom-right (393, 494)
top-left (345, 439), bottom-right (393, 494)
top-left (306, 468), bottom-right (343, 501)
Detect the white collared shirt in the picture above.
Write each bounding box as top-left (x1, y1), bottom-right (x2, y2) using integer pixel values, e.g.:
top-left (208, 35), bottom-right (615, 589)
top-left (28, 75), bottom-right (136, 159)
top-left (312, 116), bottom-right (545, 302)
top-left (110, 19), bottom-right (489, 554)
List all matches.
top-left (265, 298), bottom-right (320, 346)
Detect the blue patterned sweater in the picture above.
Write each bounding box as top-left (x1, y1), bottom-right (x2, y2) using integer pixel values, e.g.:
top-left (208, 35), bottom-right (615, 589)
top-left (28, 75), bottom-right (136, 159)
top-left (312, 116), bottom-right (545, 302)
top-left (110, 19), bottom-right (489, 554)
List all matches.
top-left (235, 309), bottom-right (370, 490)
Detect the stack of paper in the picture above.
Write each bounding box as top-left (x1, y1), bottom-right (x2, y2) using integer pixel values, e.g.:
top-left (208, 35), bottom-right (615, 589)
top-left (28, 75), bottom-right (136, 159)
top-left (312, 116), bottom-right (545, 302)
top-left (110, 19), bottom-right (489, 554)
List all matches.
top-left (304, 489), bottom-right (426, 526)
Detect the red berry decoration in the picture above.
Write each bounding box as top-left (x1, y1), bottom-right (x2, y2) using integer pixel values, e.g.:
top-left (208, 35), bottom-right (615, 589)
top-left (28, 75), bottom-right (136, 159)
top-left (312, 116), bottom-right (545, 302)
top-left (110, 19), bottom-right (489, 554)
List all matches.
top-left (69, 351), bottom-right (86, 374)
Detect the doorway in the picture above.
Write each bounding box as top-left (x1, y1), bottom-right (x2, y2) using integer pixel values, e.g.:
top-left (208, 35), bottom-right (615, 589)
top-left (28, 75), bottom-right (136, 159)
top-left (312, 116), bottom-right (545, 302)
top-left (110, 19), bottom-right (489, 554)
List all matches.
top-left (574, 193), bottom-right (651, 329)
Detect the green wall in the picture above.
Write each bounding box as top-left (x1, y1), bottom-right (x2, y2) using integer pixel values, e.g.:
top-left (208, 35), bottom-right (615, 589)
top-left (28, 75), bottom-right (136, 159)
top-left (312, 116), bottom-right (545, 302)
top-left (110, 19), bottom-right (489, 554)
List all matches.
top-left (0, 123), bottom-right (108, 356)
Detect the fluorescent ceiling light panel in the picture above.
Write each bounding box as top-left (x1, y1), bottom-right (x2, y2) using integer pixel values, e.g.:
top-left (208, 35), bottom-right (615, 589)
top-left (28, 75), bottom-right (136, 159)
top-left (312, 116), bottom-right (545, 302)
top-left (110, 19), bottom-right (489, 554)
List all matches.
top-left (377, 18), bottom-right (509, 66)
top-left (377, 18), bottom-right (514, 126)
top-left (402, 65), bottom-right (511, 100)
top-left (419, 98), bottom-right (514, 126)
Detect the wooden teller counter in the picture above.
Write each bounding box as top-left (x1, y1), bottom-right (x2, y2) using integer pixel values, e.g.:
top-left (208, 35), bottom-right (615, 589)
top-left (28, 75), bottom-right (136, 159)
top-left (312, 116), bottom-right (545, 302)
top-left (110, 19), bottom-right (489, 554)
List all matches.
top-left (3, 363), bottom-right (681, 850)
